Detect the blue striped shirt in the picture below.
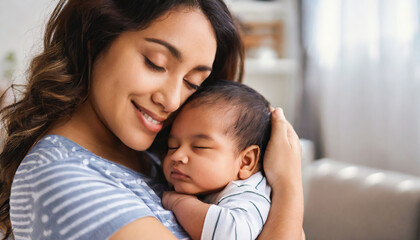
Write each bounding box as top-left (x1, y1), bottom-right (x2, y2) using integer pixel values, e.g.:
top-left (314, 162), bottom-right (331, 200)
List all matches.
top-left (10, 135), bottom-right (189, 240)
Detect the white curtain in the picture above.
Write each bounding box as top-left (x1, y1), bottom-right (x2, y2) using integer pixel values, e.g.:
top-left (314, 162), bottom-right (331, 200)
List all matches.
top-left (302, 0), bottom-right (420, 176)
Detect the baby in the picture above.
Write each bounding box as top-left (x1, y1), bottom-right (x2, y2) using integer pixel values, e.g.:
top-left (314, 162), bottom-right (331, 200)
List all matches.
top-left (162, 80), bottom-right (272, 240)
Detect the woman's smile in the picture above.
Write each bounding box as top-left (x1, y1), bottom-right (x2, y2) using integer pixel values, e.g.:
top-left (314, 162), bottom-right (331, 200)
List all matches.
top-left (131, 101), bottom-right (165, 133)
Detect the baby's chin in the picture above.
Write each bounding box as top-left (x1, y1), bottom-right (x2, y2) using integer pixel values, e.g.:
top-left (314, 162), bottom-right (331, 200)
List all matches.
top-left (171, 184), bottom-right (204, 195)
top-left (173, 184), bottom-right (220, 196)
top-left (173, 185), bottom-right (197, 195)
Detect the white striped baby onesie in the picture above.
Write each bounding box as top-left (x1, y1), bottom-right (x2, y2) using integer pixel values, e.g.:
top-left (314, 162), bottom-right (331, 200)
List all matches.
top-left (201, 172), bottom-right (271, 240)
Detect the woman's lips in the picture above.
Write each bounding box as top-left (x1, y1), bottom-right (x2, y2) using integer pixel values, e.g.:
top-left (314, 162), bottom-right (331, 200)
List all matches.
top-left (131, 101), bottom-right (165, 133)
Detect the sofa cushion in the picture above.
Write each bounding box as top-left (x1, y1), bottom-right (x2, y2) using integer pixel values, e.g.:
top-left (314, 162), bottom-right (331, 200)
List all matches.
top-left (303, 158), bottom-right (420, 240)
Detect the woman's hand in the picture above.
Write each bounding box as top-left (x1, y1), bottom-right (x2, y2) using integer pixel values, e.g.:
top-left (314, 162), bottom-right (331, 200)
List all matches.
top-left (258, 108), bottom-right (304, 240)
top-left (263, 108), bottom-right (302, 188)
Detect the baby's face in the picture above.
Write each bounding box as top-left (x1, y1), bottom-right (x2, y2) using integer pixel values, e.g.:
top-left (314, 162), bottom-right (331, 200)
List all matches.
top-left (163, 105), bottom-right (241, 195)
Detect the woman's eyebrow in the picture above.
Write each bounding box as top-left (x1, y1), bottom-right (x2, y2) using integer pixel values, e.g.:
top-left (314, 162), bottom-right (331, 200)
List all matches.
top-left (145, 37), bottom-right (182, 61)
top-left (145, 37), bottom-right (212, 72)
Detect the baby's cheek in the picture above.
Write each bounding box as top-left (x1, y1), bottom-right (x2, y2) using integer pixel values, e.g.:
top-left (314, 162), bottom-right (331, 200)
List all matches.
top-left (162, 158), bottom-right (171, 179)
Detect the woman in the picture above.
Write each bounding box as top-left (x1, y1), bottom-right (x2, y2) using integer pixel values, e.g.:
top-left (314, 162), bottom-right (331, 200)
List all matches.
top-left (0, 0), bottom-right (304, 239)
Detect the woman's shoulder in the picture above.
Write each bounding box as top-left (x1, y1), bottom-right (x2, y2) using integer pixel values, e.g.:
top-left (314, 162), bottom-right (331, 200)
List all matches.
top-left (14, 135), bottom-right (160, 190)
top-left (10, 135), bottom-right (186, 239)
top-left (19, 135), bottom-right (139, 178)
top-left (21, 134), bottom-right (94, 168)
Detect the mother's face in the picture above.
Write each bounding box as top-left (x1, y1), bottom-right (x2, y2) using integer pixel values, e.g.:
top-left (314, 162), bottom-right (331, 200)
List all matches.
top-left (88, 8), bottom-right (217, 151)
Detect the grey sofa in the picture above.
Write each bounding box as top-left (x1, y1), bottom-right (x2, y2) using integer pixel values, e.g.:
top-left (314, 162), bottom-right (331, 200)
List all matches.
top-left (303, 158), bottom-right (420, 240)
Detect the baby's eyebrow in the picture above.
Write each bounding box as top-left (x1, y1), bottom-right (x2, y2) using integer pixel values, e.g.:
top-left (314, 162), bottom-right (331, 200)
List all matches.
top-left (192, 134), bottom-right (214, 141)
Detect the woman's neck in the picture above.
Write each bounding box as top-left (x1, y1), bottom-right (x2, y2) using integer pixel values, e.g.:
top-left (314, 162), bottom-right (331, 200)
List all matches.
top-left (48, 101), bottom-right (151, 174)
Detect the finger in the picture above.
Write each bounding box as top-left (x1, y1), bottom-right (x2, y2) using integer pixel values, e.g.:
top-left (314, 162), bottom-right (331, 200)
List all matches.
top-left (285, 121), bottom-right (297, 142)
top-left (271, 108), bottom-right (289, 144)
top-left (285, 120), bottom-right (302, 153)
top-left (286, 121), bottom-right (298, 140)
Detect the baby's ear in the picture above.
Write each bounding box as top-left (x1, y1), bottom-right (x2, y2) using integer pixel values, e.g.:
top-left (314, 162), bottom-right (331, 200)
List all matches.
top-left (238, 145), bottom-right (260, 180)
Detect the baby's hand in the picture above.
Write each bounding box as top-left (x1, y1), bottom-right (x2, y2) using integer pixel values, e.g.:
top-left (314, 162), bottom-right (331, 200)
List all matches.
top-left (162, 191), bottom-right (197, 211)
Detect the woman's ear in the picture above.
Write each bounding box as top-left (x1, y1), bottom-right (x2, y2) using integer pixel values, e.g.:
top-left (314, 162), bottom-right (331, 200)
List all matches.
top-left (238, 145), bottom-right (260, 180)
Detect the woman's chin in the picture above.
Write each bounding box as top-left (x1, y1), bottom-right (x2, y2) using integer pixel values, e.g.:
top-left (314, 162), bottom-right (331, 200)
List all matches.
top-left (123, 133), bottom-right (157, 152)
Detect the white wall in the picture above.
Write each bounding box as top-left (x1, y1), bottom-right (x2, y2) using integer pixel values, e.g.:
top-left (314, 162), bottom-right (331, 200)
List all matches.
top-left (0, 0), bottom-right (300, 123)
top-left (0, 0), bottom-right (54, 84)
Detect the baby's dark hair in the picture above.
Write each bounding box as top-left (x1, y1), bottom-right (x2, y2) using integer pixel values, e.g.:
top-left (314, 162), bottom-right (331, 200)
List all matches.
top-left (185, 80), bottom-right (272, 163)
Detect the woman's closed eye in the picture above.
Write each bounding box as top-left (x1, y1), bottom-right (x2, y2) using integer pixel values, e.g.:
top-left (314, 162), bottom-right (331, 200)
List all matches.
top-left (144, 56), bottom-right (165, 72)
top-left (144, 55), bottom-right (201, 90)
top-left (184, 79), bottom-right (200, 91)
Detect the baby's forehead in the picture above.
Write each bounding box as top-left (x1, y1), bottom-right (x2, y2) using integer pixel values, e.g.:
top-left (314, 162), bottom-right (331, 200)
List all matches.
top-left (184, 100), bottom-right (237, 122)
top-left (178, 101), bottom-right (239, 136)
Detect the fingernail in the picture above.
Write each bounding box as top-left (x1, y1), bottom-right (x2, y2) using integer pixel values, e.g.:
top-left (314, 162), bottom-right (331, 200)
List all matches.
top-left (275, 107), bottom-right (283, 114)
top-left (274, 108), bottom-right (285, 119)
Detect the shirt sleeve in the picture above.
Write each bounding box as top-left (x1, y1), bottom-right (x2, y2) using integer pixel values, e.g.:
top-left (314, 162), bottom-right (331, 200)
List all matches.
top-left (11, 160), bottom-right (156, 240)
top-left (200, 187), bottom-right (271, 240)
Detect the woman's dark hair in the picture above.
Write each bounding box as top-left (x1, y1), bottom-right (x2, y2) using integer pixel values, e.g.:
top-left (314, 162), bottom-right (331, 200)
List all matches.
top-left (0, 0), bottom-right (244, 237)
top-left (184, 80), bottom-right (271, 165)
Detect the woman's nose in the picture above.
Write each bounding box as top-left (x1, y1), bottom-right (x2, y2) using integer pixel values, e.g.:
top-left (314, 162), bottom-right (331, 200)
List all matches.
top-left (170, 147), bottom-right (188, 164)
top-left (153, 76), bottom-right (184, 113)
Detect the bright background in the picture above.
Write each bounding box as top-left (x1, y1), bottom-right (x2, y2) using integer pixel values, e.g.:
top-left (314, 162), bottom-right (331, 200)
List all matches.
top-left (1, 0), bottom-right (420, 239)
